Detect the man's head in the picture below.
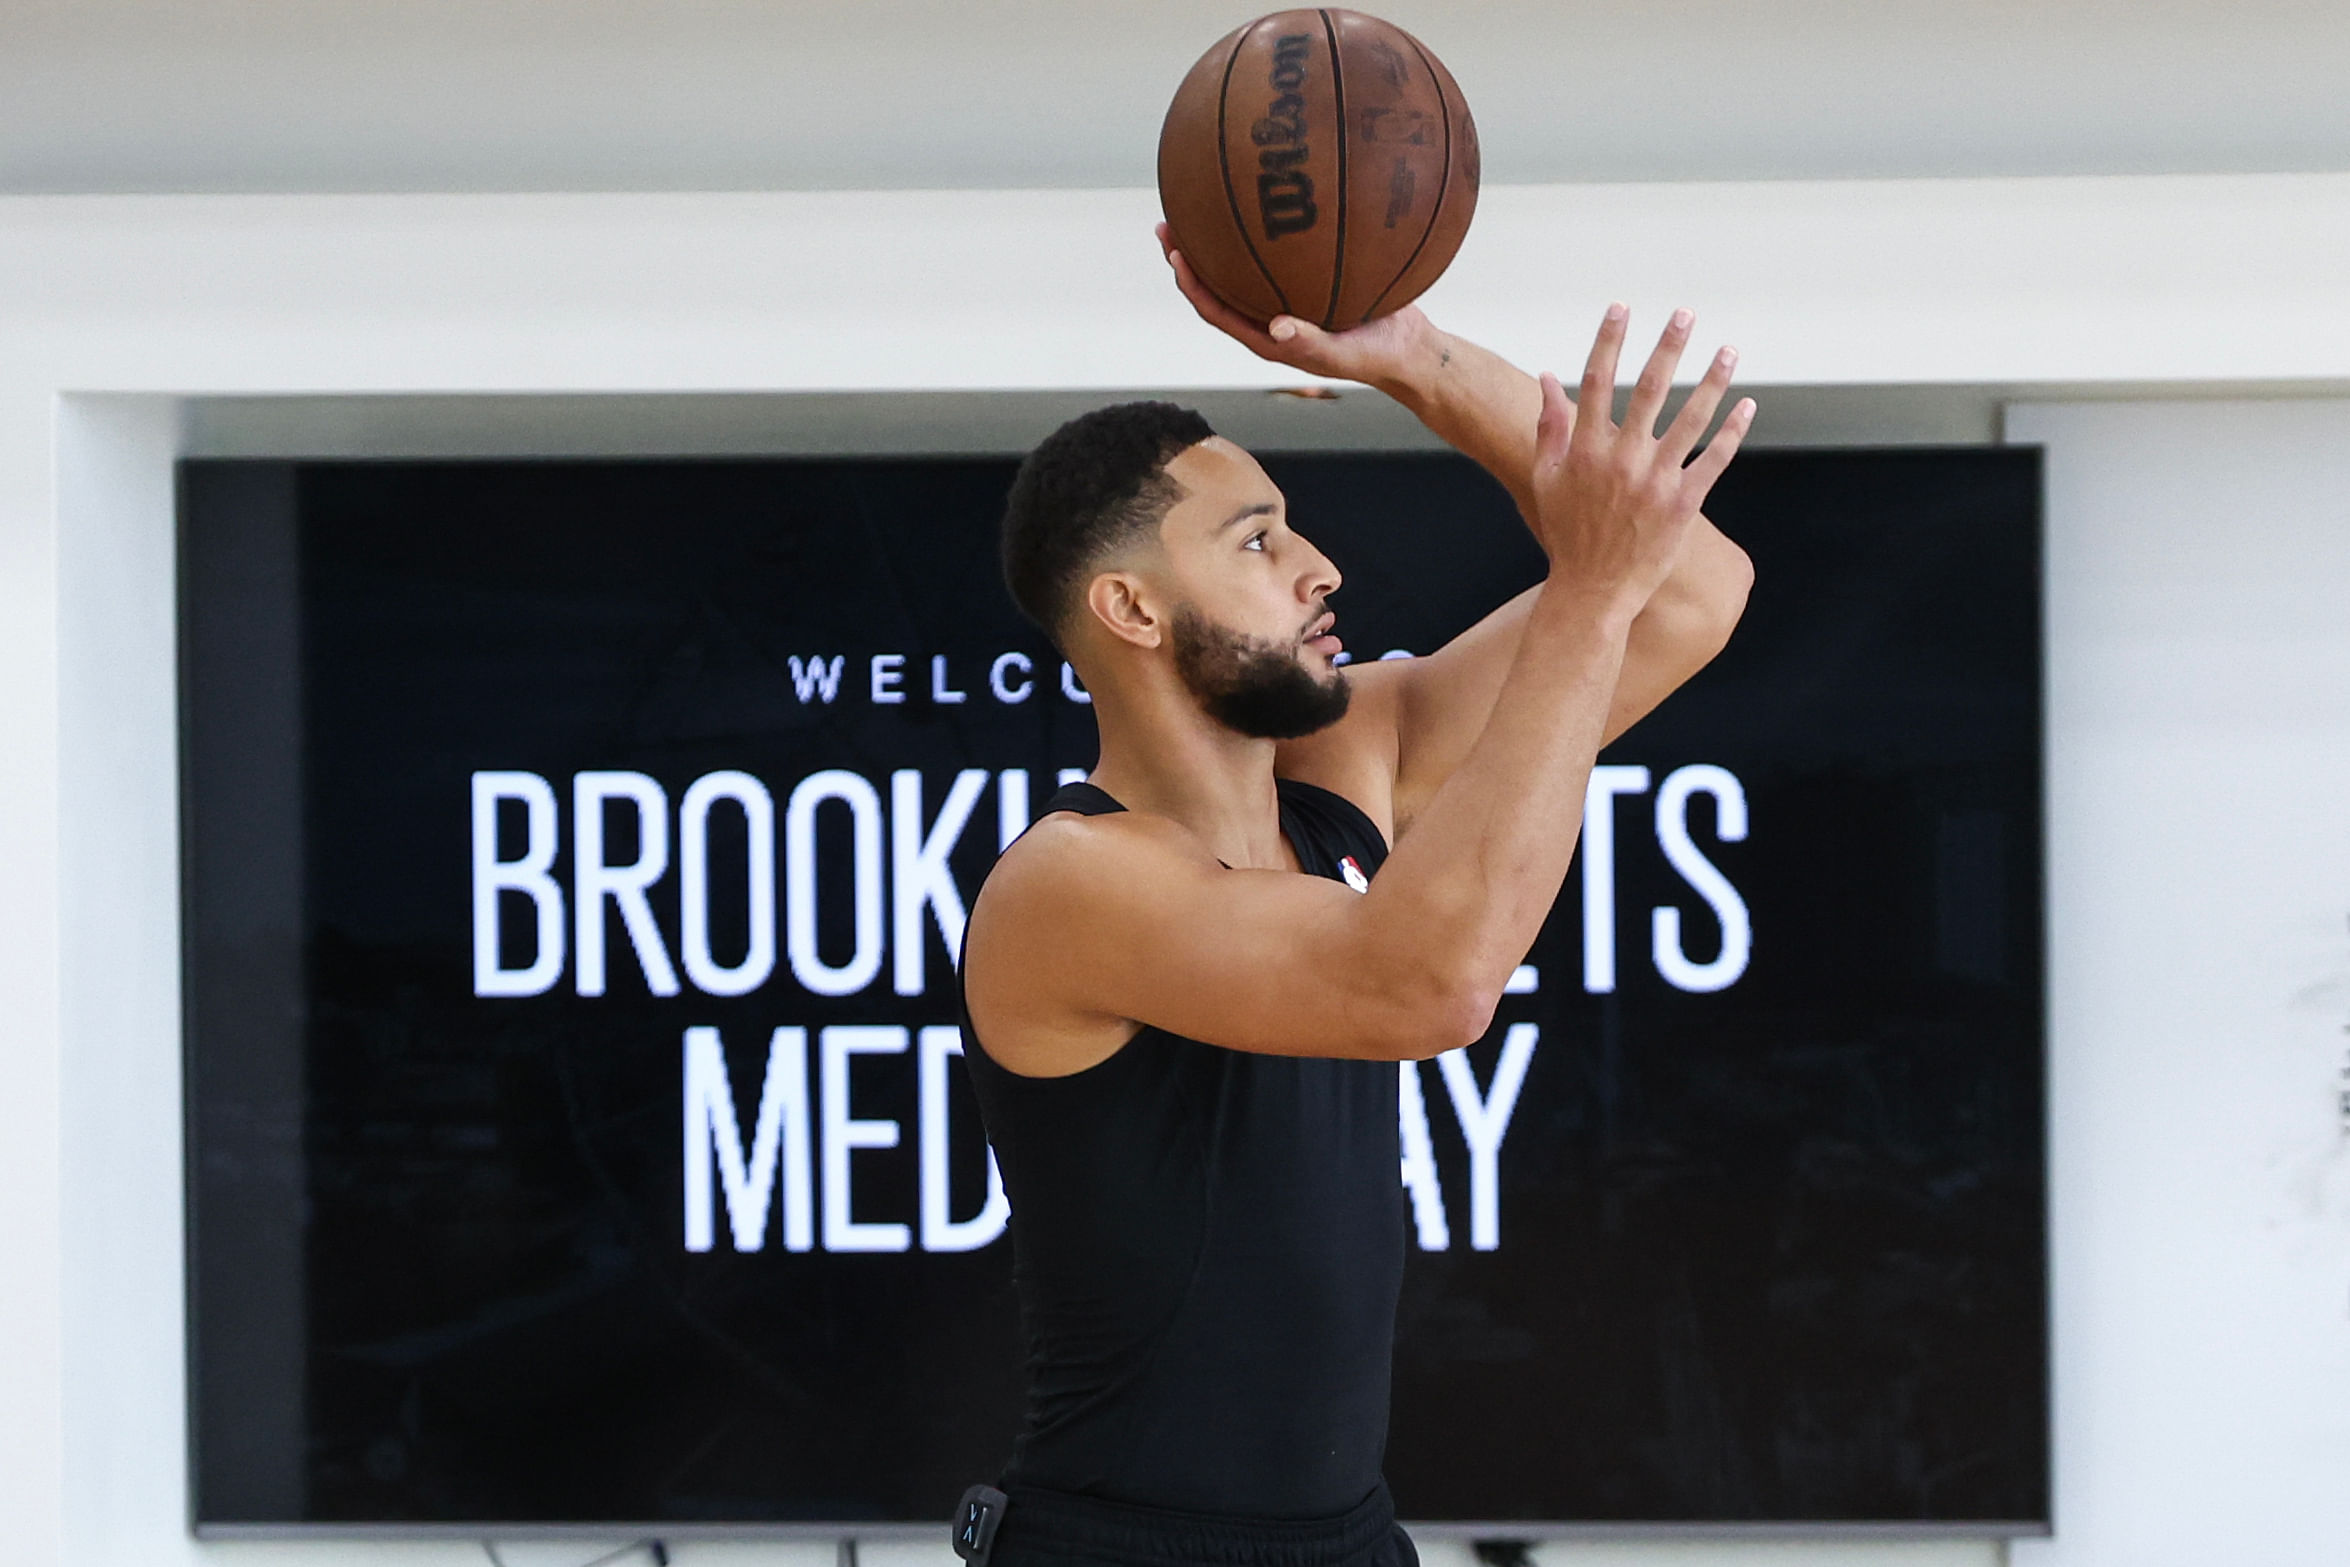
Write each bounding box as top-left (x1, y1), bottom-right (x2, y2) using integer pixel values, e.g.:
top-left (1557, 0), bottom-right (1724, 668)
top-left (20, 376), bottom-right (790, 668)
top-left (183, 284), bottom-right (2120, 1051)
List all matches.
top-left (1001, 402), bottom-right (1350, 740)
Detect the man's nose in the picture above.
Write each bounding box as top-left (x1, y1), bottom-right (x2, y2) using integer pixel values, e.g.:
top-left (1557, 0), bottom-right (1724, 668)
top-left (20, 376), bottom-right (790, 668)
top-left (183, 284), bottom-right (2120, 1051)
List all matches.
top-left (1301, 549), bottom-right (1341, 602)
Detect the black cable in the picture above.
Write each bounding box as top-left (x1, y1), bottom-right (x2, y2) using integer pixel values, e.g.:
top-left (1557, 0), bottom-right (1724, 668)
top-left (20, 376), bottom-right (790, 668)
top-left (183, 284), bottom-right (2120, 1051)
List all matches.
top-left (1471, 1541), bottom-right (1535, 1567)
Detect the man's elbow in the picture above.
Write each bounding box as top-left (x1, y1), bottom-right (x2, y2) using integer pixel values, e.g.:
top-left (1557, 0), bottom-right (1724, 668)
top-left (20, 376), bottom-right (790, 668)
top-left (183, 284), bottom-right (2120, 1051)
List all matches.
top-left (1427, 980), bottom-right (1503, 1057)
top-left (1698, 539), bottom-right (1754, 649)
top-left (1666, 541), bottom-right (1751, 677)
top-left (1366, 973), bottom-right (1501, 1061)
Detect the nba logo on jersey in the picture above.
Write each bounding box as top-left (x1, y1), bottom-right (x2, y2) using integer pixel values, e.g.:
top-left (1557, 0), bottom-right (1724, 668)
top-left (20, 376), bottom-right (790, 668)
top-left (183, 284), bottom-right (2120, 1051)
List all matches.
top-left (1338, 855), bottom-right (1370, 894)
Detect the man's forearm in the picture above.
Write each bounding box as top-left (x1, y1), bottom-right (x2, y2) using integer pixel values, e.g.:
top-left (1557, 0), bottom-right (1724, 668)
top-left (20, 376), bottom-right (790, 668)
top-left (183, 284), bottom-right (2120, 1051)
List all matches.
top-left (1373, 328), bottom-right (1543, 519)
top-left (1378, 326), bottom-right (1753, 655)
top-left (1352, 313), bottom-right (1755, 1048)
top-left (1363, 581), bottom-right (1640, 1039)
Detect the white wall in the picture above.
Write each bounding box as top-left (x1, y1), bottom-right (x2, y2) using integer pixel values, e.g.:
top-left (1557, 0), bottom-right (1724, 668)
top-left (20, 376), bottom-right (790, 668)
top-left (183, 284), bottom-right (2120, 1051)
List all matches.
top-left (51, 395), bottom-right (184, 1565)
top-left (4, 178), bottom-right (2350, 1567)
top-left (2007, 400), bottom-right (2350, 1567)
top-left (6, 178), bottom-right (2350, 396)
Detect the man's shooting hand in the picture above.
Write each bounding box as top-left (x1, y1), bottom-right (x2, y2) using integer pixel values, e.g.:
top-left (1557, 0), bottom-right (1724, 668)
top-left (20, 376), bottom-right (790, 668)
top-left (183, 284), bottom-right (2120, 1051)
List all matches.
top-left (1157, 221), bottom-right (1441, 392)
top-left (1531, 304), bottom-right (1754, 614)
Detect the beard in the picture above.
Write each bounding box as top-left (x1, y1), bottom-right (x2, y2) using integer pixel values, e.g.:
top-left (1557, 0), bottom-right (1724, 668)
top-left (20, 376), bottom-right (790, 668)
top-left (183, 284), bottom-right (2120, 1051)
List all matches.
top-left (1170, 603), bottom-right (1351, 740)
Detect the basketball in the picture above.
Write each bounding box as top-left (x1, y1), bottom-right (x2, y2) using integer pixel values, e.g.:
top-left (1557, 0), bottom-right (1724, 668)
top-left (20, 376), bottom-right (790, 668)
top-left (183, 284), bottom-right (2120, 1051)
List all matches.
top-left (1158, 9), bottom-right (1480, 331)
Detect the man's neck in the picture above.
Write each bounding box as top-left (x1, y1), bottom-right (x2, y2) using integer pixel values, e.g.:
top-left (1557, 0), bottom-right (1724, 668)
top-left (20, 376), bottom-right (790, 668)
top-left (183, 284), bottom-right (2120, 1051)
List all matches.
top-left (1084, 691), bottom-right (1294, 873)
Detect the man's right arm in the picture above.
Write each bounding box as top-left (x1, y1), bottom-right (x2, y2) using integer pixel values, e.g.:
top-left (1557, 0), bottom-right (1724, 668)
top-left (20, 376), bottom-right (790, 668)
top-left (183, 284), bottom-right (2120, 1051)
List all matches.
top-left (965, 310), bottom-right (1753, 1075)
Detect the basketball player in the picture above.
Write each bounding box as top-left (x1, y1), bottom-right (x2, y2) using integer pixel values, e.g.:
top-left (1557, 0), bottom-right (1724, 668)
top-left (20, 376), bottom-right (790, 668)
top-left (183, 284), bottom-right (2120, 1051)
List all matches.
top-left (949, 233), bottom-right (1756, 1567)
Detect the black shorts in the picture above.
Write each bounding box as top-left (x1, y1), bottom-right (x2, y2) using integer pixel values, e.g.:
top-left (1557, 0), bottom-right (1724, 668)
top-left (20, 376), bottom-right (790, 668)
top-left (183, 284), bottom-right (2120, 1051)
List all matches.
top-left (959, 1481), bottom-right (1418, 1567)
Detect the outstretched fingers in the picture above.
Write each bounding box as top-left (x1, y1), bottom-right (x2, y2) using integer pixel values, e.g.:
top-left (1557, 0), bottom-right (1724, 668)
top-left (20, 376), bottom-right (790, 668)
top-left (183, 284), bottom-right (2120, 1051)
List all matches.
top-left (1575, 303), bottom-right (1629, 450)
top-left (1659, 345), bottom-right (1739, 466)
top-left (1679, 396), bottom-right (1759, 499)
top-left (1624, 308), bottom-right (1693, 438)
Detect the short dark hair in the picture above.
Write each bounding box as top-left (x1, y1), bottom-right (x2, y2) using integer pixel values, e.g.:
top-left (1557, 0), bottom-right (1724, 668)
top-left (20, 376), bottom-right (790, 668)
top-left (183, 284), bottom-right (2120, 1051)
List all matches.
top-left (1001, 401), bottom-right (1216, 642)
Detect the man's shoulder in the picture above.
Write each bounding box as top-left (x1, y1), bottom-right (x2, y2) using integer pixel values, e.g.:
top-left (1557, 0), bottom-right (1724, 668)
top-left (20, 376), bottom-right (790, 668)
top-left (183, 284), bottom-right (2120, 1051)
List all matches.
top-left (964, 806), bottom-right (1222, 1075)
top-left (976, 805), bottom-right (1214, 933)
top-left (1004, 801), bottom-right (1203, 868)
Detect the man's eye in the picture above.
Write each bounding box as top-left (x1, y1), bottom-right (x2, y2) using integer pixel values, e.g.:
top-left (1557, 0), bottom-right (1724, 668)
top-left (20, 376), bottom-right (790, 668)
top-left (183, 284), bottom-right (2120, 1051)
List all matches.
top-left (1243, 533), bottom-right (1267, 552)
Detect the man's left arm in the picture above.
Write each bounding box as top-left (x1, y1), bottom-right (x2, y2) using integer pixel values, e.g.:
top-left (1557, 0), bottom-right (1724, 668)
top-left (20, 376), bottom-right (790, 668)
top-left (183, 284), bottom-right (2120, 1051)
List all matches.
top-left (1159, 230), bottom-right (1753, 837)
top-left (1361, 318), bottom-right (1753, 835)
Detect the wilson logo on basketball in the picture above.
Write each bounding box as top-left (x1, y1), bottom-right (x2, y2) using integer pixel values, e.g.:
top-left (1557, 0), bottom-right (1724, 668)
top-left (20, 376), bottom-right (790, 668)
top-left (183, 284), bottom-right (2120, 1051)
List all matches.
top-left (1252, 32), bottom-right (1319, 239)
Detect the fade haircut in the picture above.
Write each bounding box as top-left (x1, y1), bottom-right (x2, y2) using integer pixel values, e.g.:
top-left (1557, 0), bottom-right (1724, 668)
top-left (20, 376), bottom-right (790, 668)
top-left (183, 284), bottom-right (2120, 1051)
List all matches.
top-left (1001, 401), bottom-right (1216, 644)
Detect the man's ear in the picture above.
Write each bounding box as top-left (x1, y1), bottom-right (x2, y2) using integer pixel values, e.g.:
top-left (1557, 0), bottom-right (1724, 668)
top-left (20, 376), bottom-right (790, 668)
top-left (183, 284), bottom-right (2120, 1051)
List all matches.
top-left (1083, 570), bottom-right (1166, 652)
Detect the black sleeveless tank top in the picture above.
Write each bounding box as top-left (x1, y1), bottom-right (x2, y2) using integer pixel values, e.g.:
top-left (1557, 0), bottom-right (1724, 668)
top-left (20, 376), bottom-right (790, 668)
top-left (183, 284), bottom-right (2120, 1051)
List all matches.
top-left (959, 778), bottom-right (1407, 1521)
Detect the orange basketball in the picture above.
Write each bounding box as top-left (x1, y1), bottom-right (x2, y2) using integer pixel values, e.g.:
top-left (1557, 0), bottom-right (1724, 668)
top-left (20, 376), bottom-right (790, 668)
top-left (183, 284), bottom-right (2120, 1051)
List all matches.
top-left (1158, 9), bottom-right (1480, 330)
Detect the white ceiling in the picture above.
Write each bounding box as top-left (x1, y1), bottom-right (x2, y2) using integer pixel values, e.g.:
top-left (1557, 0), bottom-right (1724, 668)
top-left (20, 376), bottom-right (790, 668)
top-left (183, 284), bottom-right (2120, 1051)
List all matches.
top-left (4, 0), bottom-right (2348, 194)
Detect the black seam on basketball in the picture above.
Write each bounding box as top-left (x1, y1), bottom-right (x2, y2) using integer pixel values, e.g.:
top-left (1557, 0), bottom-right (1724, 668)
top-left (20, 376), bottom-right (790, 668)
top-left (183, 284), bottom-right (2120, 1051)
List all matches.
top-left (1358, 31), bottom-right (1454, 324)
top-left (1319, 8), bottom-right (1347, 330)
top-left (1218, 22), bottom-right (1291, 319)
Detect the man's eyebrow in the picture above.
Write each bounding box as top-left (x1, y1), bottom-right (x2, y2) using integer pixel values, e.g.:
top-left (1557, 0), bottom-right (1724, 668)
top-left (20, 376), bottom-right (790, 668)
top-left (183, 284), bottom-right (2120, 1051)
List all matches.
top-left (1219, 502), bottom-right (1278, 532)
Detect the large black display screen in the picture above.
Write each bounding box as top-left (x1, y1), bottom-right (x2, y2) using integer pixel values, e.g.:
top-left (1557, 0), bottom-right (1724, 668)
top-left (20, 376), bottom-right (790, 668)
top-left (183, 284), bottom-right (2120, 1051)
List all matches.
top-left (181, 445), bottom-right (2046, 1532)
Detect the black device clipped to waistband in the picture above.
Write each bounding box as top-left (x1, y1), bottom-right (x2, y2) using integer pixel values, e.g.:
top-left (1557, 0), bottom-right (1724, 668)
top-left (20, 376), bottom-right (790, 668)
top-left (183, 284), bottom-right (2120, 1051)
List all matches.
top-left (953, 1484), bottom-right (1009, 1567)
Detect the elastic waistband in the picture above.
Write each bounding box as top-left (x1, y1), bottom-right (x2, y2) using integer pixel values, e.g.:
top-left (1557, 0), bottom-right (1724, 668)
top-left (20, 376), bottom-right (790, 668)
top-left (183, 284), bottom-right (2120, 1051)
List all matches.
top-left (992, 1482), bottom-right (1399, 1567)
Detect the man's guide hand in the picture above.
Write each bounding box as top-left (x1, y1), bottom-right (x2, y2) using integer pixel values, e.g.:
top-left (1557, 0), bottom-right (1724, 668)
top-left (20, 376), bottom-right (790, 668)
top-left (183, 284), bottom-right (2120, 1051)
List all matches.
top-left (1532, 304), bottom-right (1753, 615)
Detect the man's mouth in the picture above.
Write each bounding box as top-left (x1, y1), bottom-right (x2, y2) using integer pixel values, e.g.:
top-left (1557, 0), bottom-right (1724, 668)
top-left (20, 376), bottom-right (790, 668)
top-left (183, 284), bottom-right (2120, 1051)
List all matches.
top-left (1303, 610), bottom-right (1342, 658)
